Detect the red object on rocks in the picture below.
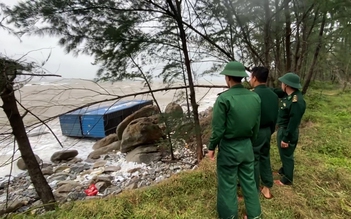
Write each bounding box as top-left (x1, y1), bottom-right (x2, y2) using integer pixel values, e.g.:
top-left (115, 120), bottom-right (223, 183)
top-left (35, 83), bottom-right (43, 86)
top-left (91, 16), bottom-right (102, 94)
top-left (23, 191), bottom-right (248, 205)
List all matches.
top-left (84, 184), bottom-right (98, 196)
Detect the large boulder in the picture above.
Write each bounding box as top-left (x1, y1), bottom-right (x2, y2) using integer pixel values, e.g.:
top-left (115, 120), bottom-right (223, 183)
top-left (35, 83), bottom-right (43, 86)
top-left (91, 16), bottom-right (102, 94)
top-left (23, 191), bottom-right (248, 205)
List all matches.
top-left (88, 141), bottom-right (121, 159)
top-left (92, 133), bottom-right (119, 150)
top-left (116, 105), bottom-right (159, 140)
top-left (125, 146), bottom-right (162, 164)
top-left (165, 102), bottom-right (183, 116)
top-left (51, 150), bottom-right (78, 163)
top-left (120, 117), bottom-right (163, 153)
top-left (164, 102), bottom-right (184, 132)
top-left (17, 154), bottom-right (42, 170)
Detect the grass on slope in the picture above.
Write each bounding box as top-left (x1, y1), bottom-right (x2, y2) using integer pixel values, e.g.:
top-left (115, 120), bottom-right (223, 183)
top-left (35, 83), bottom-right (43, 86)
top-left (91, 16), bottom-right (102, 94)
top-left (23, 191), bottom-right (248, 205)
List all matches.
top-left (9, 87), bottom-right (351, 219)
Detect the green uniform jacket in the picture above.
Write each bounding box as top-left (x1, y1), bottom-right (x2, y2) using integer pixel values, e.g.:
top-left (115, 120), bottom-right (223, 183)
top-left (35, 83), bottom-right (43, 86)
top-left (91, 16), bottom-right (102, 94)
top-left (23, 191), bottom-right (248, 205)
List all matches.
top-left (208, 84), bottom-right (261, 151)
top-left (252, 85), bottom-right (279, 134)
top-left (276, 90), bottom-right (306, 143)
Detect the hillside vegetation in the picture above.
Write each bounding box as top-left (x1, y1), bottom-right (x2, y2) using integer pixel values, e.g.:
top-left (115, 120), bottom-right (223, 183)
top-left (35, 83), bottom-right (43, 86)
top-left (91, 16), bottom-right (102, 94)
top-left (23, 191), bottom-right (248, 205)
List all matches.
top-left (9, 85), bottom-right (351, 219)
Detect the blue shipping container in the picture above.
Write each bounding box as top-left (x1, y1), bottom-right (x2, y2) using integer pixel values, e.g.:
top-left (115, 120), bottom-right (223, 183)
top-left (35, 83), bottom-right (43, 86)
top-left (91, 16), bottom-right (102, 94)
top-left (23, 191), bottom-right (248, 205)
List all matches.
top-left (59, 106), bottom-right (100, 137)
top-left (80, 99), bottom-right (153, 138)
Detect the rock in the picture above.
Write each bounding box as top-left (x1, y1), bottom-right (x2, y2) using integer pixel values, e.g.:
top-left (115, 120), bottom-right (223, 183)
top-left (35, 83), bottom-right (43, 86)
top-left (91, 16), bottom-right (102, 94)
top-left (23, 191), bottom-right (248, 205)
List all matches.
top-left (92, 134), bottom-right (119, 150)
top-left (17, 154), bottom-right (41, 170)
top-left (103, 166), bottom-right (121, 173)
top-left (54, 165), bottom-right (70, 173)
top-left (57, 180), bottom-right (81, 188)
top-left (67, 192), bottom-right (86, 201)
top-left (125, 146), bottom-right (162, 164)
top-left (125, 182), bottom-right (138, 190)
top-left (127, 167), bottom-right (141, 174)
top-left (116, 105), bottom-right (159, 140)
top-left (70, 163), bottom-right (90, 174)
top-left (41, 166), bottom-right (54, 175)
top-left (95, 181), bottom-right (111, 193)
top-left (56, 181), bottom-right (82, 193)
top-left (47, 173), bottom-right (71, 183)
top-left (53, 192), bottom-right (69, 203)
top-left (165, 102), bottom-right (183, 116)
top-left (93, 160), bottom-right (107, 169)
top-left (120, 117), bottom-right (163, 153)
top-left (51, 150), bottom-right (78, 163)
top-left (88, 141), bottom-right (121, 159)
top-left (148, 114), bottom-right (167, 137)
top-left (96, 175), bottom-right (113, 183)
top-left (40, 163), bottom-right (52, 169)
top-left (104, 186), bottom-right (122, 196)
top-left (0, 199), bottom-right (28, 215)
top-left (67, 157), bottom-right (83, 164)
top-left (85, 158), bottom-right (96, 163)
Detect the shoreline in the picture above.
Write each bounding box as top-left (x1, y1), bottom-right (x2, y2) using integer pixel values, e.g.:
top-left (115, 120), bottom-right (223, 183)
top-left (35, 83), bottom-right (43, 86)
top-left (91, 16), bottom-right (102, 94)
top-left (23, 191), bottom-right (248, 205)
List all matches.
top-left (0, 78), bottom-right (223, 178)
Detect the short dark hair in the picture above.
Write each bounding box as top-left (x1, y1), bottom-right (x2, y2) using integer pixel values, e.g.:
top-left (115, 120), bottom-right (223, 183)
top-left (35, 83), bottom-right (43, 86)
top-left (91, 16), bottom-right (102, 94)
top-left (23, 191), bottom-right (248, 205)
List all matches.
top-left (228, 76), bottom-right (243, 83)
top-left (251, 67), bottom-right (269, 83)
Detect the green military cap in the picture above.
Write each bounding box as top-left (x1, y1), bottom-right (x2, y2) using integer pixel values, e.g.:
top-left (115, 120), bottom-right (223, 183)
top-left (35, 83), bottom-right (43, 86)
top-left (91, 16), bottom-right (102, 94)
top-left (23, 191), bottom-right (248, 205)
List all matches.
top-left (278, 72), bottom-right (302, 89)
top-left (220, 61), bottom-right (249, 77)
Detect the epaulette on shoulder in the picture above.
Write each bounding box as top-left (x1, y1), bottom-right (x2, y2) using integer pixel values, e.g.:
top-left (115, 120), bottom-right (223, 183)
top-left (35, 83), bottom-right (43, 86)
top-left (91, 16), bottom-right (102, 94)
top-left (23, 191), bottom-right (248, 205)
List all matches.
top-left (217, 90), bottom-right (229, 96)
top-left (292, 95), bottom-right (298, 102)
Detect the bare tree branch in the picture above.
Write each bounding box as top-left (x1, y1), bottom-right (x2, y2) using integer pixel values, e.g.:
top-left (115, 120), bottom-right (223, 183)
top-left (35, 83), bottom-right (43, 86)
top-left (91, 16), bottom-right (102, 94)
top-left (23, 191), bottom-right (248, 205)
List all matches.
top-left (15, 99), bottom-right (63, 148)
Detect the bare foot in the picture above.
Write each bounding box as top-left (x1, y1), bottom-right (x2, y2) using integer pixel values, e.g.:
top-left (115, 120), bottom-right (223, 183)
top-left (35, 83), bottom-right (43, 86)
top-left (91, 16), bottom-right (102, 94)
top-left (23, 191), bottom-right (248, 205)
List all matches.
top-left (274, 180), bottom-right (286, 186)
top-left (260, 186), bottom-right (273, 199)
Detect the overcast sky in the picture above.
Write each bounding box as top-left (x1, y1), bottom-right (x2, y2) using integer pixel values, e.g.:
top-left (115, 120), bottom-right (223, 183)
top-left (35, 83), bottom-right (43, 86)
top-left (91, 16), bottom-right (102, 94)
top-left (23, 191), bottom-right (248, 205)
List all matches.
top-left (0, 0), bottom-right (101, 80)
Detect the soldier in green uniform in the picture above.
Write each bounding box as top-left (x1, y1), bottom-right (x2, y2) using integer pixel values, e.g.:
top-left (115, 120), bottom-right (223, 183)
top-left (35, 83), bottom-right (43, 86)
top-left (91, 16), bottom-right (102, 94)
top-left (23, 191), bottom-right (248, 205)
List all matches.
top-left (249, 67), bottom-right (279, 199)
top-left (274, 73), bottom-right (306, 186)
top-left (207, 61), bottom-right (262, 219)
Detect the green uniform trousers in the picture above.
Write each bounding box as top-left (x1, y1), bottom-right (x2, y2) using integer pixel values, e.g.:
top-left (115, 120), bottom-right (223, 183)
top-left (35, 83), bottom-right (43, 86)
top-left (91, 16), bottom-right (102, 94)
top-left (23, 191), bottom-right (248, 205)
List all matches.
top-left (217, 138), bottom-right (262, 219)
top-left (252, 127), bottom-right (273, 190)
top-left (277, 127), bottom-right (299, 185)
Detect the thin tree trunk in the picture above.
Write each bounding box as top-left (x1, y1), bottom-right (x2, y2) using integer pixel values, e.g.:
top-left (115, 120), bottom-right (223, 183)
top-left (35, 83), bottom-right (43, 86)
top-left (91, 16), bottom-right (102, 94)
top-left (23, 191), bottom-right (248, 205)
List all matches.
top-left (272, 0), bottom-right (282, 84)
top-left (284, 0), bottom-right (292, 72)
top-left (263, 0), bottom-right (273, 86)
top-left (168, 0), bottom-right (203, 162)
top-left (302, 13), bottom-right (326, 94)
top-left (1, 85), bottom-right (56, 211)
top-left (297, 23), bottom-right (308, 74)
top-left (293, 19), bottom-right (301, 72)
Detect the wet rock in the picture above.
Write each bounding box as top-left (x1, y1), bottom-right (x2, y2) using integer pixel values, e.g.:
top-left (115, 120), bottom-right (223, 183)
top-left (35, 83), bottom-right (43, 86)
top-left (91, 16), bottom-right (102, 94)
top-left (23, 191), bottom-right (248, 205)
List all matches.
top-left (51, 150), bottom-right (78, 163)
top-left (120, 117), bottom-right (163, 153)
top-left (95, 181), bottom-right (111, 193)
top-left (126, 146), bottom-right (162, 164)
top-left (93, 160), bottom-right (107, 169)
top-left (54, 165), bottom-right (70, 173)
top-left (0, 198), bottom-right (28, 215)
top-left (93, 134), bottom-right (119, 150)
top-left (116, 105), bottom-right (159, 140)
top-left (165, 102), bottom-right (183, 116)
top-left (17, 154), bottom-right (42, 170)
top-left (88, 141), bottom-right (121, 159)
top-left (67, 192), bottom-right (86, 201)
top-left (41, 166), bottom-right (54, 175)
top-left (70, 163), bottom-right (90, 174)
top-left (103, 166), bottom-right (121, 173)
